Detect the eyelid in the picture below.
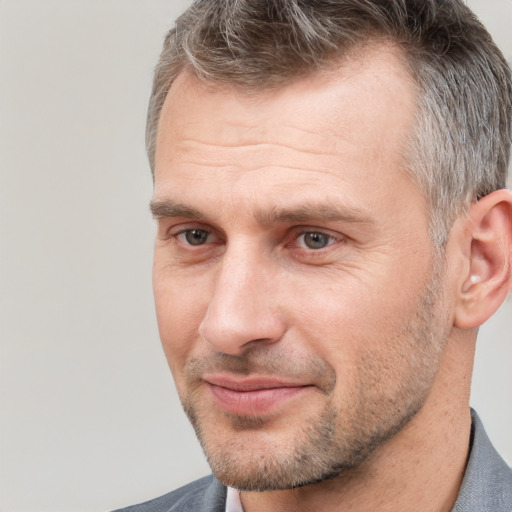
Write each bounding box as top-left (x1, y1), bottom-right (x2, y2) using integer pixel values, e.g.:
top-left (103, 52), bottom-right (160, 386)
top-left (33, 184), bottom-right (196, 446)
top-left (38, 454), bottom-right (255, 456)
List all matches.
top-left (177, 228), bottom-right (214, 244)
top-left (161, 220), bottom-right (209, 238)
top-left (160, 221), bottom-right (345, 253)
top-left (171, 225), bottom-right (223, 246)
top-left (289, 227), bottom-right (344, 250)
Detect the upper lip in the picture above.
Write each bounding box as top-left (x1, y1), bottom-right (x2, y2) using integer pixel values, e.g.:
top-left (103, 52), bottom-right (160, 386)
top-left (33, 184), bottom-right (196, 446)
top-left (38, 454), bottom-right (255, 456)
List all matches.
top-left (203, 374), bottom-right (310, 392)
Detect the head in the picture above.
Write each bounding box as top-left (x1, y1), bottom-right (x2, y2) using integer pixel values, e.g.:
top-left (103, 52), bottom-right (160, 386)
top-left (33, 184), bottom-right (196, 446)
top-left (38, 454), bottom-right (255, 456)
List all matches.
top-left (147, 0), bottom-right (512, 247)
top-left (149, 0), bottom-right (512, 493)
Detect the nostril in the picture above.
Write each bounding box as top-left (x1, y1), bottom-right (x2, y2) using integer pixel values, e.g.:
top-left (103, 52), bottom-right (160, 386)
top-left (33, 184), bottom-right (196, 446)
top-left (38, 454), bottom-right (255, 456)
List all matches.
top-left (197, 258), bottom-right (286, 354)
top-left (198, 306), bottom-right (287, 356)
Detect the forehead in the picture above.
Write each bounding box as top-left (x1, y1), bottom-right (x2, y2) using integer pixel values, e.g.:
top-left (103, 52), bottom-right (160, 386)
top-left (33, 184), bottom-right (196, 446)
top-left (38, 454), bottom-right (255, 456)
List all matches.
top-left (153, 45), bottom-right (422, 224)
top-left (156, 45), bottom-right (415, 148)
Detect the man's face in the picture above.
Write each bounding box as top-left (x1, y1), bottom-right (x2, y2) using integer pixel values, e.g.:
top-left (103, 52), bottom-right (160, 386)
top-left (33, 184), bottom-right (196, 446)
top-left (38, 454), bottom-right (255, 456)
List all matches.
top-left (152, 48), bottom-right (451, 490)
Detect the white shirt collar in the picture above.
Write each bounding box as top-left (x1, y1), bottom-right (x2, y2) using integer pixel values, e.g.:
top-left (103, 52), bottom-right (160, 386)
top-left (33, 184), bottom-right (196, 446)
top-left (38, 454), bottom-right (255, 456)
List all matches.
top-left (225, 486), bottom-right (245, 512)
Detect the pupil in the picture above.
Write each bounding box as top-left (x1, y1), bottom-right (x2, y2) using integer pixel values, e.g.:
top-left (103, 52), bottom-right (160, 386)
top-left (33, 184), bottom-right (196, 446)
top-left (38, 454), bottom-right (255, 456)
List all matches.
top-left (186, 229), bottom-right (207, 245)
top-left (304, 232), bottom-right (328, 249)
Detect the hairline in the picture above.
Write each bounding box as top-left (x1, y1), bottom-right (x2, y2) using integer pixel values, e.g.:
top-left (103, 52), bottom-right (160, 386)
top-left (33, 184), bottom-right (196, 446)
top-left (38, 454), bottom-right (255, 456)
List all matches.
top-left (149, 39), bottom-right (446, 245)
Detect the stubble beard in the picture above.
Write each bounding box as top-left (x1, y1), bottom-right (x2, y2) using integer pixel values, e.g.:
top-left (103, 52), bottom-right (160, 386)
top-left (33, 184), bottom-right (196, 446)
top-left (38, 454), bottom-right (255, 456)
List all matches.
top-left (179, 258), bottom-right (449, 491)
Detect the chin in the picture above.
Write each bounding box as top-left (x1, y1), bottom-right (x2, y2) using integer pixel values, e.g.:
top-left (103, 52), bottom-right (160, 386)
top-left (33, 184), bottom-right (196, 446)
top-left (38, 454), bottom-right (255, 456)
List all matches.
top-left (189, 402), bottom-right (419, 492)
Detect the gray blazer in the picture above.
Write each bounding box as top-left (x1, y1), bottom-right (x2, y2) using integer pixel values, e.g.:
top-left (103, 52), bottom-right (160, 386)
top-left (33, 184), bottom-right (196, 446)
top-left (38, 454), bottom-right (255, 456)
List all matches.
top-left (113, 411), bottom-right (511, 512)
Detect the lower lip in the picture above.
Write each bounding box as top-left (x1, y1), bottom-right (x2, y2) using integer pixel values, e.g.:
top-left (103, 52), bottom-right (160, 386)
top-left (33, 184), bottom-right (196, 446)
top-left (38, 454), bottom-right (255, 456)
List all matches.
top-left (206, 383), bottom-right (310, 416)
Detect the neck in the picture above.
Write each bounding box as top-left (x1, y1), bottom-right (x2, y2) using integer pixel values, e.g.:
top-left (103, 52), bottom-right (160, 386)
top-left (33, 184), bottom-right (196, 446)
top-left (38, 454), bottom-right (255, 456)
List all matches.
top-left (240, 331), bottom-right (475, 512)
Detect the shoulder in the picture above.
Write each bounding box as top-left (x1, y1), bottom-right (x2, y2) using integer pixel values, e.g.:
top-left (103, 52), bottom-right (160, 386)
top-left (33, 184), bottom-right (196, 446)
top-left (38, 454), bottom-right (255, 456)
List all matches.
top-left (112, 475), bottom-right (227, 512)
top-left (452, 410), bottom-right (512, 512)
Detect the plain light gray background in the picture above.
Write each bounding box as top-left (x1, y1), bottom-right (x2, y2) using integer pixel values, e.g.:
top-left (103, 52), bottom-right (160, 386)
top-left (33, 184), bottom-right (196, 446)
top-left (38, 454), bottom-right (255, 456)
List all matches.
top-left (0, 1), bottom-right (510, 511)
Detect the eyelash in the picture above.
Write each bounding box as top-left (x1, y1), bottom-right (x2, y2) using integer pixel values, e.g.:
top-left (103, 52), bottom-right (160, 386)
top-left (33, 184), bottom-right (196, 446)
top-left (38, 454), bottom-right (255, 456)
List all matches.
top-left (174, 228), bottom-right (220, 246)
top-left (293, 230), bottom-right (338, 251)
top-left (170, 226), bottom-right (341, 254)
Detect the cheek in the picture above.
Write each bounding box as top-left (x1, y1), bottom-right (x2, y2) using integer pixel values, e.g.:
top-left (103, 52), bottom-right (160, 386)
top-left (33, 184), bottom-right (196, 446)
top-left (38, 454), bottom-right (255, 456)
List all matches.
top-left (288, 271), bottom-right (398, 340)
top-left (285, 263), bottom-right (431, 376)
top-left (153, 268), bottom-right (210, 374)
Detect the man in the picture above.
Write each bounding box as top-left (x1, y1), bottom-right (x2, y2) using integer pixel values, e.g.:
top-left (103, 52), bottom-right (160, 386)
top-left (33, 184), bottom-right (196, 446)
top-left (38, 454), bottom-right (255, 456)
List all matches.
top-left (115, 0), bottom-right (512, 510)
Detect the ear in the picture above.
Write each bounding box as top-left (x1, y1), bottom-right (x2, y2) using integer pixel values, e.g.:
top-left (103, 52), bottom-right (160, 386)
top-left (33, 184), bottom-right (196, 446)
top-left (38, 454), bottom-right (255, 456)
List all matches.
top-left (454, 189), bottom-right (512, 329)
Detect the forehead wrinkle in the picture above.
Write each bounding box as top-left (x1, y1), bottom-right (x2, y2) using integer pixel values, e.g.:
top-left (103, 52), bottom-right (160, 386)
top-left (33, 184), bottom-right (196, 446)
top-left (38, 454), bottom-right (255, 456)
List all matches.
top-left (172, 112), bottom-right (358, 159)
top-left (169, 162), bottom-right (350, 177)
top-left (177, 138), bottom-right (344, 159)
top-left (166, 136), bottom-right (361, 177)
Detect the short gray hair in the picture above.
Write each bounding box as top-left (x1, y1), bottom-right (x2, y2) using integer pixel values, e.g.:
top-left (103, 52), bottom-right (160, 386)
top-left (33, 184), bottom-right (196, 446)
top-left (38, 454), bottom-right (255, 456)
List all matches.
top-left (147, 0), bottom-right (512, 245)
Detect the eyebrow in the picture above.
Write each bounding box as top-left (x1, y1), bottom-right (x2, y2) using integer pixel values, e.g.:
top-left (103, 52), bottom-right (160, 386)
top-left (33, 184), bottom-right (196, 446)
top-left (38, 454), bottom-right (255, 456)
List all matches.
top-left (150, 200), bottom-right (206, 220)
top-left (254, 203), bottom-right (373, 225)
top-left (150, 199), bottom-right (373, 225)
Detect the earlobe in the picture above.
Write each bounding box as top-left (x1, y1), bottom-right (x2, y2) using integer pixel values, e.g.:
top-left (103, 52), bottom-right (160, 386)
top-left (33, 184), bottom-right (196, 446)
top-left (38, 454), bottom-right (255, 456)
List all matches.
top-left (454, 189), bottom-right (512, 329)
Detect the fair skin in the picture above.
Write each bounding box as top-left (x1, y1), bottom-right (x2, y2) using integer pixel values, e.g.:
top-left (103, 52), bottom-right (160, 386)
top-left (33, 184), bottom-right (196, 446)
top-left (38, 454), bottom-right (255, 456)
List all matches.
top-left (152, 46), bottom-right (512, 512)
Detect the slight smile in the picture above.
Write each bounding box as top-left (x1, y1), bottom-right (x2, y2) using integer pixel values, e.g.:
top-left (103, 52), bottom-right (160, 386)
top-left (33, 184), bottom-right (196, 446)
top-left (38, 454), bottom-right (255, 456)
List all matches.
top-left (203, 375), bottom-right (313, 416)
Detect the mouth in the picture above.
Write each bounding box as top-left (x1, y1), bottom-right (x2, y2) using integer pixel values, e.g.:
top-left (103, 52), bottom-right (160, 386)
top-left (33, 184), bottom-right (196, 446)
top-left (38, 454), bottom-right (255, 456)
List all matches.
top-left (202, 374), bottom-right (313, 416)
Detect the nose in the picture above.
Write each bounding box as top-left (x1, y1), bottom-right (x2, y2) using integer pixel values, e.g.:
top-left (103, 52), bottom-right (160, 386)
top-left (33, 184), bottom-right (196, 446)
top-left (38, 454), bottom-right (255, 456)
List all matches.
top-left (198, 245), bottom-right (286, 355)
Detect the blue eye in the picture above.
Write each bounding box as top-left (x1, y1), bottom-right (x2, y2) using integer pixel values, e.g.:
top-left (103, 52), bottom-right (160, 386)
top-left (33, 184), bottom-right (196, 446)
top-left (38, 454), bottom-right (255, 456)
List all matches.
top-left (182, 229), bottom-right (210, 245)
top-left (298, 232), bottom-right (334, 249)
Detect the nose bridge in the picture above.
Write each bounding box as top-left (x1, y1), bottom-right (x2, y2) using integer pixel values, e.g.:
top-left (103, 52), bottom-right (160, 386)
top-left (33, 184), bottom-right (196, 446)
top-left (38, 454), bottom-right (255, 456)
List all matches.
top-left (198, 239), bottom-right (284, 354)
